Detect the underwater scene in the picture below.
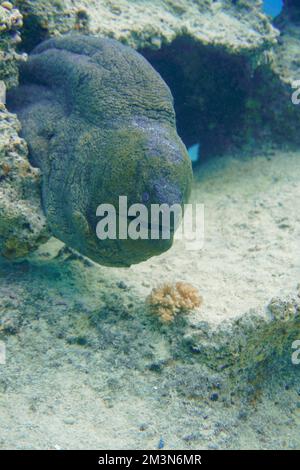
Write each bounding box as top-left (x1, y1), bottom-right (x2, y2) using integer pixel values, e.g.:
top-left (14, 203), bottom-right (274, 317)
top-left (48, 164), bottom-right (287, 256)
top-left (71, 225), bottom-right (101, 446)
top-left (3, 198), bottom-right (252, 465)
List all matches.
top-left (0, 0), bottom-right (299, 453)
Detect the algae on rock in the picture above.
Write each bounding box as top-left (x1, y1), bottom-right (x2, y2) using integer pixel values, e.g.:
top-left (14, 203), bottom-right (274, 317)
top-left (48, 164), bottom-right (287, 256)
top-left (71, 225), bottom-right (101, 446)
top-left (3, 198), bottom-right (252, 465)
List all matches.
top-left (15, 0), bottom-right (278, 52)
top-left (0, 2), bottom-right (49, 260)
top-left (0, 1), bottom-right (24, 89)
top-left (244, 1), bottom-right (300, 147)
top-left (0, 104), bottom-right (49, 259)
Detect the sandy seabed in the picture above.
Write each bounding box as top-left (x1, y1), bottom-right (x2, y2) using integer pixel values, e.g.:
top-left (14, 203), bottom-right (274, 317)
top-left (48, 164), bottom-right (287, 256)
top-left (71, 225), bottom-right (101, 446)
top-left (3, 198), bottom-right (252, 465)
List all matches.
top-left (0, 145), bottom-right (299, 449)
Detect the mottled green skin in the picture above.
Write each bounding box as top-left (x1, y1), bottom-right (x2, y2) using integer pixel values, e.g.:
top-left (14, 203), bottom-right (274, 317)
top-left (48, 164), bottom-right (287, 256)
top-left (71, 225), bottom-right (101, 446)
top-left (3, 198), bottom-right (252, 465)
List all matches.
top-left (8, 34), bottom-right (192, 266)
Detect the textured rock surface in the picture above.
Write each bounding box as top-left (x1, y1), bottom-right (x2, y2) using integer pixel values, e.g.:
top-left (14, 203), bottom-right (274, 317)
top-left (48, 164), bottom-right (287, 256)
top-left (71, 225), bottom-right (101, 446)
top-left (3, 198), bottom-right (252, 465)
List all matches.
top-left (246, 0), bottom-right (300, 147)
top-left (274, 3), bottom-right (300, 83)
top-left (0, 104), bottom-right (49, 259)
top-left (0, 1), bottom-right (24, 89)
top-left (15, 0), bottom-right (278, 52)
top-left (0, 2), bottom-right (49, 259)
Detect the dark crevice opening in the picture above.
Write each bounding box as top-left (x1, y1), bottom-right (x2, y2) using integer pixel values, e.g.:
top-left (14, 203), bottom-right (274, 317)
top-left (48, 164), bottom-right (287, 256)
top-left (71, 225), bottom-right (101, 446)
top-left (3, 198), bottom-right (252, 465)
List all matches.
top-left (17, 13), bottom-right (49, 52)
top-left (140, 36), bottom-right (253, 160)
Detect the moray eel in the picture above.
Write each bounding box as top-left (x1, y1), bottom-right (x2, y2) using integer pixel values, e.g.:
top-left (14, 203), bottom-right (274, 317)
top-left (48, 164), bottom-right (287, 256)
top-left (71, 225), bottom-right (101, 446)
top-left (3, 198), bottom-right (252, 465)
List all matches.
top-left (8, 34), bottom-right (192, 267)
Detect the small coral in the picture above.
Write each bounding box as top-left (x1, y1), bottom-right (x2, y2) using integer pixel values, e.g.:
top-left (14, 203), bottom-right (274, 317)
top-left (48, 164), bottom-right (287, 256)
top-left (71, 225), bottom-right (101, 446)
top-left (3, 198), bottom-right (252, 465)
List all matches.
top-left (147, 282), bottom-right (202, 323)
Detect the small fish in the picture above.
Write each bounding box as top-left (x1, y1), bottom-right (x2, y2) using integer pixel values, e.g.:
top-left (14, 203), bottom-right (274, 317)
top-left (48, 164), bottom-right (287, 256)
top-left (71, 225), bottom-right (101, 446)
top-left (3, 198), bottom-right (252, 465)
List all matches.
top-left (158, 437), bottom-right (165, 449)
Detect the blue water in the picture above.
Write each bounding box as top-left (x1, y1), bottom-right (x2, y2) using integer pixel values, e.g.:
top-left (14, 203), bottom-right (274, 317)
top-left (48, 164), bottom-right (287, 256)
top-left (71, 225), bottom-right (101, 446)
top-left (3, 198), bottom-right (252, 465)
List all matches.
top-left (263, 0), bottom-right (283, 17)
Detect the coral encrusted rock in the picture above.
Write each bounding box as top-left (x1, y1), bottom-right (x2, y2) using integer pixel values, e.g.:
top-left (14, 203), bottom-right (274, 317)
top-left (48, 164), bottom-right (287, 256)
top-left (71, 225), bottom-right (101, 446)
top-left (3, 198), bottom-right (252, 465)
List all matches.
top-left (0, 104), bottom-right (49, 259)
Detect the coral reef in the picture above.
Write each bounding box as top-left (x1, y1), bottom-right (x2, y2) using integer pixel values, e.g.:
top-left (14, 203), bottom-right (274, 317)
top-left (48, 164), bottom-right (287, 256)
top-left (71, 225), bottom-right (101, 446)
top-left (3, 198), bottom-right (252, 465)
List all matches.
top-left (183, 292), bottom-right (300, 372)
top-left (243, 0), bottom-right (300, 147)
top-left (0, 1), bottom-right (24, 89)
top-left (0, 2), bottom-right (49, 259)
top-left (0, 103), bottom-right (49, 259)
top-left (147, 282), bottom-right (202, 322)
top-left (14, 0), bottom-right (278, 53)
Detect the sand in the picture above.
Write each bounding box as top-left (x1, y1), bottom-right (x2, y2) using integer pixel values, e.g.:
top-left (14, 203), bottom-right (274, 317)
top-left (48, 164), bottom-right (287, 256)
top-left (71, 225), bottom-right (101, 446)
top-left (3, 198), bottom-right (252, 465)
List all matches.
top-left (0, 145), bottom-right (299, 449)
